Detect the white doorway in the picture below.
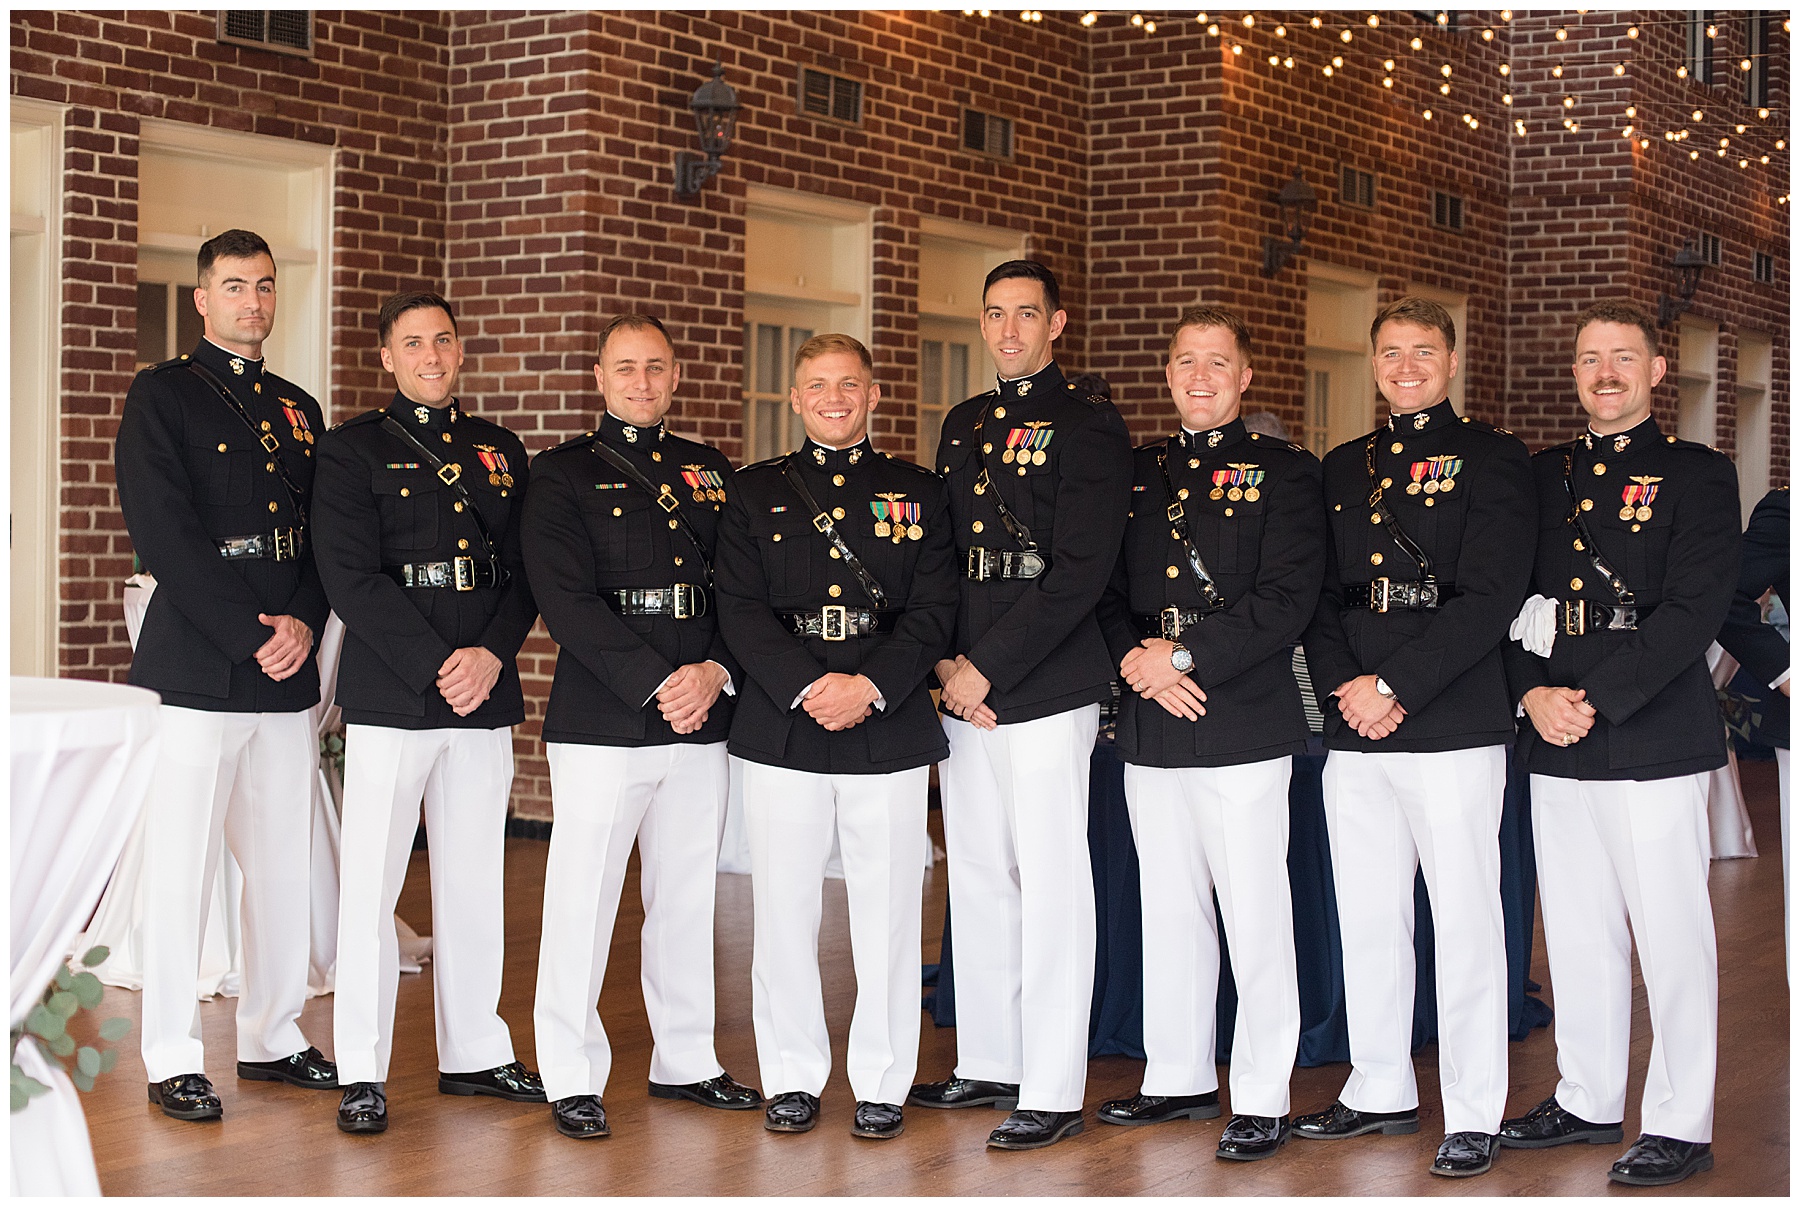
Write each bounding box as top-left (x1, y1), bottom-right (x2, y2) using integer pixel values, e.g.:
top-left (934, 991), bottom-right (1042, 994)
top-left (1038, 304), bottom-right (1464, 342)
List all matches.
top-left (917, 219), bottom-right (1014, 467)
top-left (1304, 267), bottom-right (1378, 456)
top-left (1675, 318), bottom-right (1720, 446)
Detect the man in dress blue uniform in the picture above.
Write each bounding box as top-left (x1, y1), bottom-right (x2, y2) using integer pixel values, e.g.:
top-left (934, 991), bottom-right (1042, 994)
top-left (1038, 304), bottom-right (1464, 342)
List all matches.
top-left (908, 261), bottom-right (1133, 1151)
top-left (1498, 301), bottom-right (1740, 1188)
top-left (1294, 297), bottom-right (1535, 1177)
top-left (312, 292), bottom-right (543, 1134)
top-left (1094, 306), bottom-right (1323, 1161)
top-left (522, 314), bottom-right (759, 1140)
top-left (714, 333), bottom-right (958, 1141)
top-left (116, 228), bottom-right (338, 1121)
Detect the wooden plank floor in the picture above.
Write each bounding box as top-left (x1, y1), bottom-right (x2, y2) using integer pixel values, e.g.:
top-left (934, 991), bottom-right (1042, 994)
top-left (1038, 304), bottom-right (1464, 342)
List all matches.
top-left (83, 760), bottom-right (1787, 1196)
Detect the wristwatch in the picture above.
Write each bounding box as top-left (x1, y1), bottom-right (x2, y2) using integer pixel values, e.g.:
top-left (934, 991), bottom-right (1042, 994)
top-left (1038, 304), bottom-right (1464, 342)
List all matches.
top-left (1374, 676), bottom-right (1396, 700)
top-left (1170, 644), bottom-right (1194, 674)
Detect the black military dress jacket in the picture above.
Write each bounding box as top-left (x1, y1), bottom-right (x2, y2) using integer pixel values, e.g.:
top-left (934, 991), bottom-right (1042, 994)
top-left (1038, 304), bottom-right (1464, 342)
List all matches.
top-left (1097, 421), bottom-right (1326, 768)
top-left (935, 362), bottom-right (1133, 724)
top-left (1303, 399), bottom-right (1536, 753)
top-left (715, 437), bottom-right (958, 775)
top-left (522, 413), bottom-right (739, 747)
top-left (1717, 486), bottom-right (1789, 750)
top-left (312, 396), bottom-right (536, 730)
top-left (114, 339), bottom-right (328, 712)
top-left (1503, 417), bottom-right (1741, 779)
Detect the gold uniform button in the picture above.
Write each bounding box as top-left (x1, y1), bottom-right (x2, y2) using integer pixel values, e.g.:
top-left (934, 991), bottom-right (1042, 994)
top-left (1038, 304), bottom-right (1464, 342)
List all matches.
top-left (667, 519), bottom-right (679, 530)
top-left (833, 474), bottom-right (845, 486)
top-left (982, 443), bottom-right (993, 454)
top-left (1381, 477), bottom-right (1393, 488)
top-left (1178, 487), bottom-right (1190, 500)
top-left (832, 507), bottom-right (845, 520)
top-left (972, 520), bottom-right (984, 533)
top-left (1370, 552), bottom-right (1384, 566)
top-left (612, 507), bottom-right (622, 516)
top-left (260, 421), bottom-right (272, 431)
top-left (1370, 513), bottom-right (1382, 524)
top-left (772, 533), bottom-right (782, 542)
top-left (1570, 577), bottom-right (1583, 590)
top-left (1017, 467), bottom-right (1027, 477)
top-left (1166, 566), bottom-right (1180, 578)
top-left (1224, 507), bottom-right (1234, 516)
top-left (268, 501), bottom-right (279, 513)
top-left (1580, 498), bottom-right (1594, 512)
top-left (1424, 497), bottom-right (1435, 507)
top-left (400, 487), bottom-right (411, 497)
top-left (454, 501), bottom-right (464, 513)
top-left (1390, 441), bottom-right (1403, 454)
top-left (674, 556), bottom-right (684, 566)
top-left (828, 584), bottom-right (843, 598)
top-left (457, 539), bottom-right (469, 550)
top-left (265, 461), bottom-right (275, 472)
top-left (442, 432), bottom-right (452, 443)
top-left (1631, 523), bottom-right (1641, 532)
top-left (829, 547), bottom-right (841, 559)
top-left (994, 406), bottom-right (1006, 418)
top-left (1334, 504), bottom-right (1342, 512)
top-left (651, 451), bottom-right (662, 462)
top-left (217, 442), bottom-right (228, 452)
top-left (1593, 463), bottom-right (1606, 476)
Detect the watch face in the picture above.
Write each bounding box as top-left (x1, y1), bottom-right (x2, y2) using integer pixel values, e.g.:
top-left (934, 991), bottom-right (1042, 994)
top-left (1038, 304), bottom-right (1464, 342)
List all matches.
top-left (1171, 648), bottom-right (1194, 673)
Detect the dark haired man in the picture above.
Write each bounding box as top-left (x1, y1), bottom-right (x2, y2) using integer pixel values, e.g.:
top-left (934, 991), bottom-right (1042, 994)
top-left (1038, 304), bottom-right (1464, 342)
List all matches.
top-left (313, 291), bottom-right (543, 1134)
top-left (117, 227), bottom-right (337, 1121)
top-left (715, 333), bottom-right (957, 1141)
top-left (909, 260), bottom-right (1133, 1151)
top-left (522, 314), bottom-right (758, 1140)
top-left (1497, 301), bottom-right (1739, 1188)
top-left (1094, 306), bottom-right (1323, 1160)
top-left (1294, 297), bottom-right (1535, 1177)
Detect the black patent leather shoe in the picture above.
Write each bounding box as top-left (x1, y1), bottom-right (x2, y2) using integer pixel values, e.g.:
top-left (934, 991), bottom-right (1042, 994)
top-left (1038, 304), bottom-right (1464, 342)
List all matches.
top-left (906, 1077), bottom-right (1020, 1110)
top-left (648, 1072), bottom-right (763, 1110)
top-left (987, 1108), bottom-right (1086, 1150)
top-left (336, 1081), bottom-right (387, 1134)
top-left (1216, 1113), bottom-right (1291, 1161)
top-left (1097, 1090), bottom-right (1221, 1126)
top-left (438, 1060), bottom-right (547, 1102)
top-left (764, 1091), bottom-right (821, 1133)
top-left (851, 1100), bottom-right (905, 1140)
top-left (1608, 1134), bottom-right (1714, 1186)
top-left (147, 1073), bottom-right (222, 1121)
top-left (551, 1094), bottom-right (610, 1139)
top-left (1498, 1095), bottom-right (1624, 1149)
top-left (1292, 1100), bottom-right (1420, 1140)
top-left (1431, 1131), bottom-right (1498, 1177)
top-left (238, 1045), bottom-right (339, 1089)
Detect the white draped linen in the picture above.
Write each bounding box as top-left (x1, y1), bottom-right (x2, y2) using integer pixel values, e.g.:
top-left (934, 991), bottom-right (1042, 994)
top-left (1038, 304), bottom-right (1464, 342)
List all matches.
top-left (79, 577), bottom-right (428, 998)
top-left (11, 677), bottom-right (162, 1196)
top-left (1706, 642), bottom-right (1759, 860)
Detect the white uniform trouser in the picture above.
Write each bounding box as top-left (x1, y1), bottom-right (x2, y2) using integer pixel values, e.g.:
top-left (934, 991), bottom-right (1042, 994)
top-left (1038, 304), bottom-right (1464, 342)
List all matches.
top-left (334, 725), bottom-right (517, 1084)
top-left (140, 707), bottom-right (315, 1082)
top-left (1531, 772), bottom-right (1717, 1143)
top-left (1125, 758), bottom-right (1300, 1117)
top-left (940, 704), bottom-right (1100, 1113)
top-left (739, 758), bottom-right (927, 1106)
top-left (1321, 745), bottom-right (1508, 1135)
top-left (535, 741), bottom-right (728, 1102)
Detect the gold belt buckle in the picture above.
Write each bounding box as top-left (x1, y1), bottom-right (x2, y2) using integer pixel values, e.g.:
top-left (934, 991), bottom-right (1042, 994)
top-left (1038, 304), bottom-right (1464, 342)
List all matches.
top-left (271, 528), bottom-right (296, 561)
top-left (821, 604), bottom-right (848, 641)
top-left (452, 556), bottom-right (476, 591)
top-left (966, 548), bottom-right (991, 581)
top-left (1563, 602), bottom-right (1586, 636)
top-left (672, 584), bottom-right (695, 620)
top-left (1372, 576), bottom-right (1392, 613)
top-left (1160, 605), bottom-right (1184, 641)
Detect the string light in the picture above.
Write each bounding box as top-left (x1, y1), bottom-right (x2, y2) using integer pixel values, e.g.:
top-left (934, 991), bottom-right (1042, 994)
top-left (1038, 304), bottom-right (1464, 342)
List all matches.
top-left (1626, 106), bottom-right (1636, 118)
top-left (1482, 28), bottom-right (1494, 41)
top-left (1268, 52), bottom-right (1280, 66)
top-left (1515, 119), bottom-right (1527, 136)
top-left (1741, 58), bottom-right (1753, 71)
top-left (1241, 13), bottom-right (1253, 27)
top-left (1440, 82), bottom-right (1451, 95)
top-left (1626, 26), bottom-right (1639, 39)
top-left (1423, 108), bottom-right (1433, 120)
top-left (1340, 29), bottom-right (1352, 44)
top-left (1502, 93), bottom-right (1512, 105)
top-left (1366, 14), bottom-right (1379, 27)
top-left (1498, 63), bottom-right (1510, 76)
top-left (1501, 10), bottom-right (1513, 21)
top-left (1283, 56), bottom-right (1294, 69)
top-left (1613, 64), bottom-right (1625, 76)
top-left (1143, 20), bottom-right (1155, 32)
top-left (1230, 42), bottom-right (1242, 55)
top-left (1332, 55), bottom-right (1344, 68)
top-left (1758, 108), bottom-right (1770, 120)
top-left (1382, 76), bottom-right (1393, 88)
top-left (1079, 10), bottom-right (1097, 26)
top-left (1274, 24), bottom-right (1286, 37)
top-left (1552, 64), bottom-right (1563, 78)
top-left (1440, 64), bottom-right (1452, 78)
top-left (1323, 63), bottom-right (1334, 77)
top-left (1129, 12), bottom-right (1141, 25)
top-left (1383, 59), bottom-right (1395, 72)
top-left (1206, 24), bottom-right (1219, 36)
top-left (1693, 109), bottom-right (1704, 121)
top-left (1555, 27), bottom-right (1568, 41)
top-left (1564, 96), bottom-right (1576, 109)
top-left (1677, 65), bottom-right (1689, 79)
top-left (1409, 37), bottom-right (1422, 52)
top-left (1309, 16), bottom-right (1321, 29)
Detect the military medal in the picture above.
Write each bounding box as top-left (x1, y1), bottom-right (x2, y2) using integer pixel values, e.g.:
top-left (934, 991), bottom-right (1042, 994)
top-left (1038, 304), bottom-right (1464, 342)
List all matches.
top-left (1023, 421), bottom-right (1053, 466)
top-left (475, 444), bottom-right (512, 488)
top-left (1189, 458), bottom-right (1200, 469)
top-left (870, 495), bottom-right (895, 538)
top-left (1210, 468), bottom-right (1229, 501)
top-left (1244, 486), bottom-right (1260, 502)
top-left (907, 523), bottom-right (923, 540)
top-left (1406, 461), bottom-right (1426, 495)
top-left (281, 401), bottom-right (312, 444)
top-left (1222, 463), bottom-right (1262, 504)
top-left (1623, 475), bottom-right (1661, 522)
top-left (682, 465), bottom-right (724, 506)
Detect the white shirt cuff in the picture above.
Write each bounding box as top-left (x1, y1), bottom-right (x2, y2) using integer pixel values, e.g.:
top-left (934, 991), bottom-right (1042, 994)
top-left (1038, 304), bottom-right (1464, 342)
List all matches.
top-left (1773, 668), bottom-right (1792, 691)
top-left (645, 662), bottom-right (736, 708)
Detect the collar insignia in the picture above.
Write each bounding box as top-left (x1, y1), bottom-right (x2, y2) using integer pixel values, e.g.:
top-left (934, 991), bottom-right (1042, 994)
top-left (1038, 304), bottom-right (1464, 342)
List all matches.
top-left (229, 357), bottom-right (246, 376)
top-left (1413, 413), bottom-right (1430, 430)
top-left (1208, 429), bottom-right (1223, 448)
top-left (813, 447), bottom-right (826, 465)
top-left (1613, 434), bottom-right (1631, 453)
top-left (413, 406), bottom-right (432, 425)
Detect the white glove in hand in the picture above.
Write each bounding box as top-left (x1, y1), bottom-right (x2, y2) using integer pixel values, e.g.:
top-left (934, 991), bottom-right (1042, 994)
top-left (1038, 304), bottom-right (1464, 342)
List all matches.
top-left (1509, 593), bottom-right (1559, 658)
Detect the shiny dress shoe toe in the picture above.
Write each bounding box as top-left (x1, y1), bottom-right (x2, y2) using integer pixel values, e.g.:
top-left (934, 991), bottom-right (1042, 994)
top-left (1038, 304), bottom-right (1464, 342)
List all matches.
top-left (238, 1045), bottom-right (339, 1089)
top-left (851, 1100), bottom-right (905, 1140)
top-left (438, 1060), bottom-right (547, 1102)
top-left (147, 1073), bottom-right (222, 1121)
top-left (1608, 1134), bottom-right (1714, 1186)
top-left (337, 1081), bottom-right (387, 1134)
top-left (1097, 1091), bottom-right (1221, 1126)
top-left (551, 1094), bottom-right (610, 1139)
top-left (1216, 1114), bottom-right (1291, 1161)
top-left (1431, 1131), bottom-right (1498, 1177)
top-left (1292, 1100), bottom-right (1420, 1140)
top-left (987, 1108), bottom-right (1085, 1150)
top-left (906, 1077), bottom-right (1021, 1110)
top-left (1498, 1095), bottom-right (1624, 1149)
top-left (648, 1072), bottom-right (763, 1110)
top-left (764, 1091), bottom-right (821, 1133)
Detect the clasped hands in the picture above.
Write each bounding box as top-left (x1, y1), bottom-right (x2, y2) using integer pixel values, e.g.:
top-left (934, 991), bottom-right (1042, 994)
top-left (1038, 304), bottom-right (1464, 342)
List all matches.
top-left (802, 672), bottom-right (881, 732)
top-left (936, 656), bottom-right (997, 730)
top-left (1521, 684), bottom-right (1596, 748)
top-left (1332, 674), bottom-right (1407, 740)
top-left (658, 661), bottom-right (731, 734)
top-left (1119, 638), bottom-right (1208, 721)
top-left (254, 613), bottom-right (313, 682)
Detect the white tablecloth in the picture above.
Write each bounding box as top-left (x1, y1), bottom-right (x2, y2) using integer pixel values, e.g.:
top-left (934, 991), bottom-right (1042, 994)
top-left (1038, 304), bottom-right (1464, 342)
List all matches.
top-left (12, 676), bottom-right (163, 1197)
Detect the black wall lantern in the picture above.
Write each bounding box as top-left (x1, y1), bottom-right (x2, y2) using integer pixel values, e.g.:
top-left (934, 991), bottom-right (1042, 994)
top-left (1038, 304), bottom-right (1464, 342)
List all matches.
top-left (1261, 171), bottom-right (1319, 277)
top-left (674, 62), bottom-right (741, 198)
top-left (1656, 238), bottom-right (1709, 325)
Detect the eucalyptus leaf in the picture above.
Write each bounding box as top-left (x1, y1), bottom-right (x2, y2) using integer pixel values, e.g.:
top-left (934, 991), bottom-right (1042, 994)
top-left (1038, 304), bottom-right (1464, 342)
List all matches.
top-left (80, 946), bottom-right (109, 967)
top-left (99, 1049), bottom-right (118, 1073)
top-left (99, 1017), bottom-right (132, 1042)
top-left (47, 991), bottom-right (79, 1018)
top-left (52, 965), bottom-right (75, 991)
top-left (48, 1033), bottom-right (76, 1058)
top-left (76, 1047), bottom-right (100, 1077)
top-left (71, 973), bottom-right (103, 1009)
top-left (71, 1071), bottom-right (94, 1093)
top-left (25, 1006), bottom-right (63, 1041)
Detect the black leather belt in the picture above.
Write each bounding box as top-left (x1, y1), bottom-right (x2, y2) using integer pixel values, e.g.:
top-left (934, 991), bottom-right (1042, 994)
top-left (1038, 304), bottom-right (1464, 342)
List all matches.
top-left (1343, 578), bottom-right (1454, 612)
top-left (1558, 599), bottom-right (1652, 635)
top-left (217, 528), bottom-right (303, 561)
top-left (610, 585), bottom-right (710, 619)
top-left (1133, 605), bottom-right (1222, 640)
top-left (385, 558), bottom-right (507, 591)
top-left (779, 607), bottom-right (898, 641)
top-left (966, 547), bottom-right (1046, 581)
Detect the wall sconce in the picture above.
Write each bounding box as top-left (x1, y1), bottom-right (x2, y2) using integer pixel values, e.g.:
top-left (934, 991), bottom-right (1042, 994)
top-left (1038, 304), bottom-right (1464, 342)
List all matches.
top-left (1261, 171), bottom-right (1319, 277)
top-left (674, 62), bottom-right (741, 198)
top-left (1656, 238), bottom-right (1708, 324)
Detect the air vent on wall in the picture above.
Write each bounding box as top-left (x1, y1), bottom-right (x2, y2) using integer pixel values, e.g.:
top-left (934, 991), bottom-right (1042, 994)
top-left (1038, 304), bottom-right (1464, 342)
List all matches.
top-left (1697, 231), bottom-right (1723, 266)
top-left (1432, 190), bottom-right (1464, 231)
top-left (218, 11), bottom-right (313, 57)
top-left (1753, 250), bottom-right (1775, 284)
top-left (798, 68), bottom-right (863, 126)
top-left (1339, 165), bottom-right (1375, 209)
top-left (962, 108), bottom-right (1013, 160)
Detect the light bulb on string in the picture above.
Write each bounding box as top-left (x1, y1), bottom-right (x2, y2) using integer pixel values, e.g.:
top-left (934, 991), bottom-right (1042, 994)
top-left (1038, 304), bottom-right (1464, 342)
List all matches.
top-left (1640, 138), bottom-right (1650, 149)
top-left (1436, 12), bottom-right (1448, 25)
top-left (1080, 11), bottom-right (1097, 26)
top-left (1440, 63), bottom-right (1452, 77)
top-left (1762, 155), bottom-right (1772, 164)
top-left (1501, 10), bottom-right (1512, 20)
top-left (1564, 96), bottom-right (1576, 109)
top-left (1614, 64), bottom-right (1626, 76)
top-left (1625, 106), bottom-right (1636, 118)
top-left (1367, 14), bottom-right (1379, 26)
top-left (1383, 76), bottom-right (1393, 87)
top-left (1677, 65), bottom-right (1688, 79)
top-left (1241, 13), bottom-right (1253, 27)
top-left (1777, 139), bottom-right (1787, 150)
top-left (1760, 108), bottom-right (1771, 120)
top-left (1689, 149), bottom-right (1699, 159)
top-left (1741, 58), bottom-right (1753, 71)
top-left (1423, 108), bottom-right (1433, 120)
top-left (1740, 158), bottom-right (1749, 168)
top-left (1332, 55), bottom-right (1344, 68)
top-left (1340, 29), bottom-right (1352, 42)
top-left (1144, 20), bottom-right (1155, 32)
top-left (1705, 24), bottom-right (1716, 37)
top-left (1309, 16), bottom-right (1321, 28)
top-left (1482, 28), bottom-right (1494, 41)
top-left (1274, 24), bottom-right (1286, 37)
top-left (1231, 42), bottom-right (1242, 55)
top-left (1323, 64), bottom-right (1334, 77)
top-left (1410, 36), bottom-right (1422, 50)
top-left (1284, 57), bottom-right (1295, 69)
top-left (1440, 82), bottom-right (1451, 95)
top-left (1269, 53), bottom-right (1280, 65)
top-left (1737, 124), bottom-right (1747, 134)
top-left (1555, 27), bottom-right (1567, 40)
top-left (1692, 109), bottom-right (1704, 121)
top-left (1622, 124), bottom-right (1634, 136)
top-left (1626, 26), bottom-right (1639, 39)
top-left (1207, 24), bottom-right (1219, 36)
top-left (1499, 63), bottom-right (1510, 76)
top-left (1552, 64), bottom-right (1563, 78)
top-left (1503, 93), bottom-right (1512, 105)
top-left (1384, 59), bottom-right (1395, 71)
top-left (1515, 119), bottom-right (1527, 136)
